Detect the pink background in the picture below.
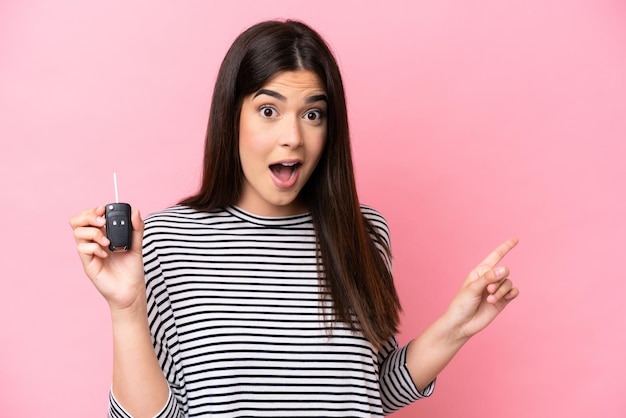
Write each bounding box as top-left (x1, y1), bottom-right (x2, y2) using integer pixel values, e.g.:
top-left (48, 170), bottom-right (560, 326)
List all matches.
top-left (1, 1), bottom-right (625, 416)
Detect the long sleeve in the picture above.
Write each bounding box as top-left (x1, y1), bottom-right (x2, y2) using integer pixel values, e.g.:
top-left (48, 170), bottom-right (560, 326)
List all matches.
top-left (378, 337), bottom-right (435, 414)
top-left (109, 388), bottom-right (180, 418)
top-left (361, 205), bottom-right (436, 414)
top-left (107, 218), bottom-right (187, 418)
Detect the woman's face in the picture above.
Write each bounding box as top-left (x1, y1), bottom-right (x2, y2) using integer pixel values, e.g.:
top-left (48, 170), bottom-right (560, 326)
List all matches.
top-left (237, 70), bottom-right (327, 216)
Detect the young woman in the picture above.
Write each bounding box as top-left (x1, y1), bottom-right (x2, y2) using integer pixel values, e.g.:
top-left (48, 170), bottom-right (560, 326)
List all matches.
top-left (70, 20), bottom-right (519, 417)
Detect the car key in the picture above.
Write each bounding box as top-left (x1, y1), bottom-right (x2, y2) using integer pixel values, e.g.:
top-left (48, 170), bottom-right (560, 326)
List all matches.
top-left (105, 172), bottom-right (132, 252)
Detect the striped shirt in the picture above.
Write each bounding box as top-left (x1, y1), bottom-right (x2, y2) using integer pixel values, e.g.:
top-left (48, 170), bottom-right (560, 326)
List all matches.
top-left (109, 205), bottom-right (434, 417)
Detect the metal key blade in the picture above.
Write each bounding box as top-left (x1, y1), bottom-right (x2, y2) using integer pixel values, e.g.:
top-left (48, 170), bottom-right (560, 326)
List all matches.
top-left (113, 172), bottom-right (119, 203)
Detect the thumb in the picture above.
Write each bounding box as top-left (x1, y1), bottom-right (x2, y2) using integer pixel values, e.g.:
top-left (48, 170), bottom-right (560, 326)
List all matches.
top-left (130, 208), bottom-right (144, 253)
top-left (466, 267), bottom-right (507, 296)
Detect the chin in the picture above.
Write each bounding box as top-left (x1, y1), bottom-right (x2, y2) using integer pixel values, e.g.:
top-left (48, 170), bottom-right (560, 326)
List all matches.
top-left (269, 197), bottom-right (306, 215)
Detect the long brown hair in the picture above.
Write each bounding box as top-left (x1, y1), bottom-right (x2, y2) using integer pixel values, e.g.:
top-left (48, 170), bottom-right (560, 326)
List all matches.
top-left (180, 20), bottom-right (401, 349)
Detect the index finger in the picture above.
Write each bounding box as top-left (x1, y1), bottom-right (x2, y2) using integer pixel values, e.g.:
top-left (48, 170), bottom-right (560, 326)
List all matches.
top-left (69, 206), bottom-right (106, 230)
top-left (480, 237), bottom-right (519, 267)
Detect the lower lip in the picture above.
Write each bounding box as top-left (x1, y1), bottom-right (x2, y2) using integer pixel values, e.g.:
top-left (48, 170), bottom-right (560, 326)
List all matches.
top-left (270, 166), bottom-right (300, 189)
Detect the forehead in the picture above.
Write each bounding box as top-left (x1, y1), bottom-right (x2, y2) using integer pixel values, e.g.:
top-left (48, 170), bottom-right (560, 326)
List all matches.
top-left (260, 70), bottom-right (325, 93)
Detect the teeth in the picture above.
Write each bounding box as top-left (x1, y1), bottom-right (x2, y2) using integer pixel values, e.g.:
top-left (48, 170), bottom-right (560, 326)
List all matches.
top-left (280, 162), bottom-right (298, 167)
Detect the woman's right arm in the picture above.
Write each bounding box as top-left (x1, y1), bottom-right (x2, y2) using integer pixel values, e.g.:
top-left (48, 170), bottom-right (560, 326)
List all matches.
top-left (70, 206), bottom-right (171, 417)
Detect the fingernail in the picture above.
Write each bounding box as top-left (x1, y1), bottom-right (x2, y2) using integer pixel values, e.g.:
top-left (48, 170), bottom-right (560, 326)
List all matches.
top-left (495, 267), bottom-right (506, 278)
top-left (96, 216), bottom-right (106, 225)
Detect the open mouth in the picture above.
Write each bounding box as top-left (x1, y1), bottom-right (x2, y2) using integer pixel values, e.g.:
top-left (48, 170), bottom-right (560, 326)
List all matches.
top-left (269, 162), bottom-right (301, 182)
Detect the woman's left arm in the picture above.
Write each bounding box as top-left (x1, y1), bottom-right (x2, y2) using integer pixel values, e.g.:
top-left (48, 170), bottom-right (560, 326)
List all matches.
top-left (406, 238), bottom-right (520, 392)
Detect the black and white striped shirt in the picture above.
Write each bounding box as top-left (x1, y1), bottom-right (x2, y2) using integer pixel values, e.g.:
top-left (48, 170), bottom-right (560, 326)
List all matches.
top-left (109, 205), bottom-right (433, 417)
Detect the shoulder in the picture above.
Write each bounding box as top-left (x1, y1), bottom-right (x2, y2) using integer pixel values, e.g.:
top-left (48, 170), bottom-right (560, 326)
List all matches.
top-left (360, 204), bottom-right (389, 232)
top-left (143, 205), bottom-right (233, 240)
top-left (360, 204), bottom-right (388, 225)
top-left (360, 204), bottom-right (391, 244)
top-left (144, 205), bottom-right (228, 226)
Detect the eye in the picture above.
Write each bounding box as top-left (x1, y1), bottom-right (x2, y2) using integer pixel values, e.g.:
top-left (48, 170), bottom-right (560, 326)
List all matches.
top-left (259, 105), bottom-right (278, 119)
top-left (304, 109), bottom-right (325, 122)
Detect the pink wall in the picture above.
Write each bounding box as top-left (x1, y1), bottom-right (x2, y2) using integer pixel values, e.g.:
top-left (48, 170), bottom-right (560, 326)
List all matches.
top-left (1, 1), bottom-right (625, 416)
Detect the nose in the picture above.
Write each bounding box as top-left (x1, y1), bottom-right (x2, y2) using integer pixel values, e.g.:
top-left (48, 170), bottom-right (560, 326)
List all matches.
top-left (280, 115), bottom-right (303, 148)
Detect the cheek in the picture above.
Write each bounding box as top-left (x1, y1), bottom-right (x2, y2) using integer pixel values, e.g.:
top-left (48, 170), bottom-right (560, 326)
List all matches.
top-left (238, 115), bottom-right (267, 164)
top-left (310, 129), bottom-right (327, 160)
top-left (238, 136), bottom-right (259, 170)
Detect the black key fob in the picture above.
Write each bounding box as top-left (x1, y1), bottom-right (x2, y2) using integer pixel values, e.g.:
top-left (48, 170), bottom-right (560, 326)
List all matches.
top-left (105, 202), bottom-right (132, 252)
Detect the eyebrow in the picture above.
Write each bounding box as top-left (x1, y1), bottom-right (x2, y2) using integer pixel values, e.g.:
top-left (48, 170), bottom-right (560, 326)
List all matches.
top-left (253, 89), bottom-right (328, 104)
